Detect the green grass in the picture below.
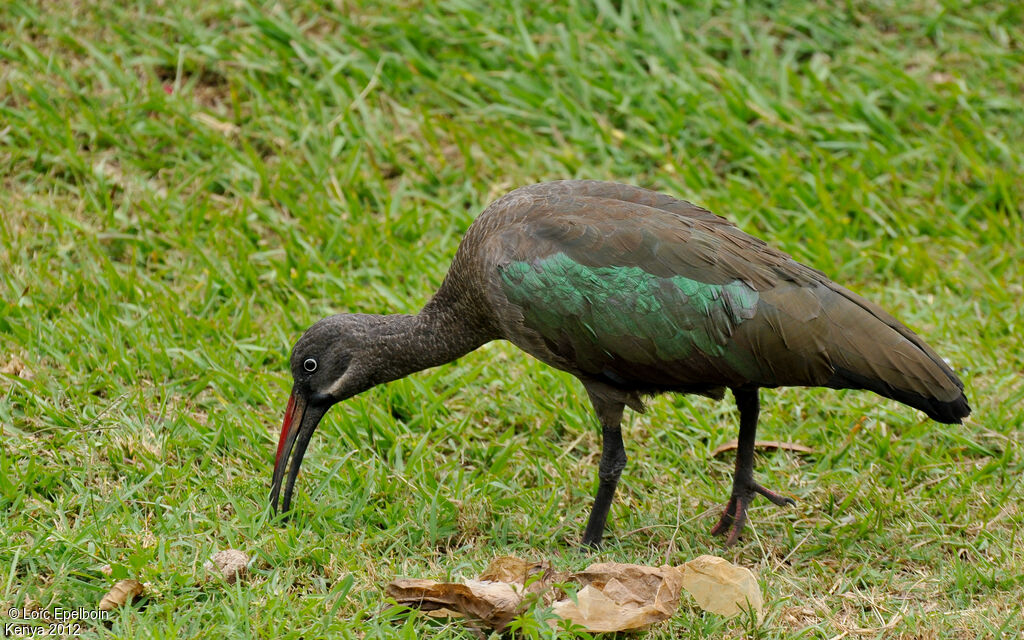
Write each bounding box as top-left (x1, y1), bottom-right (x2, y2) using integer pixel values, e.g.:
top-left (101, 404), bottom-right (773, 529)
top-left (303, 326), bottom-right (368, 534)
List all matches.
top-left (1, 0), bottom-right (1022, 637)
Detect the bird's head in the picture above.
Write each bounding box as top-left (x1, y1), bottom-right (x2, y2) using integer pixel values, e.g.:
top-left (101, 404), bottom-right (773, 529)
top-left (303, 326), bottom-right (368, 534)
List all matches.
top-left (270, 314), bottom-right (382, 514)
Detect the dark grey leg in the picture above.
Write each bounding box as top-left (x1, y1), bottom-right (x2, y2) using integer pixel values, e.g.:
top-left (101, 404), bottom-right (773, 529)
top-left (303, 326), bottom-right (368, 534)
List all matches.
top-left (581, 390), bottom-right (626, 548)
top-left (710, 387), bottom-right (795, 546)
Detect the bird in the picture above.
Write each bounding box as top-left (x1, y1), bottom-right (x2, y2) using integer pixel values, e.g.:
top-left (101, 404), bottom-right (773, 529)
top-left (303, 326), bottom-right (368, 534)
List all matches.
top-left (270, 180), bottom-right (970, 547)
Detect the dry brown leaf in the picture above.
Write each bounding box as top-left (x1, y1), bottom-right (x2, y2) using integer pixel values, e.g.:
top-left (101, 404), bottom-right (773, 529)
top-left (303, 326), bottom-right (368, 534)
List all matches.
top-left (552, 584), bottom-right (665, 632)
top-left (551, 563), bottom-right (684, 632)
top-left (478, 556), bottom-right (560, 596)
top-left (204, 549), bottom-right (249, 584)
top-left (477, 556), bottom-right (540, 584)
top-left (573, 562), bottom-right (681, 606)
top-left (386, 578), bottom-right (523, 630)
top-left (1, 356), bottom-right (34, 380)
top-left (711, 439), bottom-right (814, 457)
top-left (98, 579), bottom-right (145, 611)
top-left (679, 555), bottom-right (762, 620)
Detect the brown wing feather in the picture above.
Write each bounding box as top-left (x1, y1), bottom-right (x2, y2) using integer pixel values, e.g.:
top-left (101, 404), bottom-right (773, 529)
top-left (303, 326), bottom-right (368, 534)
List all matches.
top-left (471, 181), bottom-right (967, 422)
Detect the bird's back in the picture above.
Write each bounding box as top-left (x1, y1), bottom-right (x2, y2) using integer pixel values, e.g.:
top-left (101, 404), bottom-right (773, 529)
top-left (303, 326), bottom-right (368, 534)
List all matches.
top-left (441, 181), bottom-right (969, 423)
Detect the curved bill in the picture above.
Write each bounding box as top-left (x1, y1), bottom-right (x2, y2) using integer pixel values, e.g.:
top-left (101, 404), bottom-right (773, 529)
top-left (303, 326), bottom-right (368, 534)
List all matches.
top-left (270, 391), bottom-right (327, 513)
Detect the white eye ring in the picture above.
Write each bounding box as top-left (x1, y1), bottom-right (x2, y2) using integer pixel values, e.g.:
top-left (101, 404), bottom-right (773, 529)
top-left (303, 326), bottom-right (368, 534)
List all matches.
top-left (303, 358), bottom-right (317, 372)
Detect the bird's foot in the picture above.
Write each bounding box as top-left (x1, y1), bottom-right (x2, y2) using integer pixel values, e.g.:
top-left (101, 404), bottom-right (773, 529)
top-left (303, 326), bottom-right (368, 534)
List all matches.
top-left (709, 481), bottom-right (795, 546)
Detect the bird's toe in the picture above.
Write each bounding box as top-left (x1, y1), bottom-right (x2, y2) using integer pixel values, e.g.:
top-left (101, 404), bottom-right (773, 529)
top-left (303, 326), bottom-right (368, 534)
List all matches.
top-left (751, 482), bottom-right (795, 507)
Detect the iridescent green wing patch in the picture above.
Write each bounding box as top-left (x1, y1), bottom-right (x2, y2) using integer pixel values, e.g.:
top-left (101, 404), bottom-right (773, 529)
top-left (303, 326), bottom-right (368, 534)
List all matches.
top-left (499, 252), bottom-right (760, 372)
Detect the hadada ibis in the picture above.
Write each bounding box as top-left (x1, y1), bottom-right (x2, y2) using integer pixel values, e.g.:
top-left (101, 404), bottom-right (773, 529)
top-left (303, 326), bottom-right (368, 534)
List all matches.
top-left (271, 180), bottom-right (970, 547)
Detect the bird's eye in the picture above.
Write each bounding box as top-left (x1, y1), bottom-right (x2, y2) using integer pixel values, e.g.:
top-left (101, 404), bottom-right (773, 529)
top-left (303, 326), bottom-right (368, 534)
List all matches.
top-left (303, 358), bottom-right (318, 373)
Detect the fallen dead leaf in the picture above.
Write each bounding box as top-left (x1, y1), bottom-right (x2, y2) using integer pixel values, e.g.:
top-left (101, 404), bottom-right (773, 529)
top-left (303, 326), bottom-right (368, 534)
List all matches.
top-left (386, 578), bottom-right (524, 630)
top-left (204, 549), bottom-right (249, 584)
top-left (478, 555), bottom-right (557, 593)
top-left (551, 563), bottom-right (683, 632)
top-left (477, 556), bottom-right (538, 583)
top-left (1, 356), bottom-right (34, 380)
top-left (711, 439), bottom-right (814, 457)
top-left (680, 555), bottom-right (762, 620)
top-left (553, 585), bottom-right (639, 631)
top-left (98, 579), bottom-right (145, 611)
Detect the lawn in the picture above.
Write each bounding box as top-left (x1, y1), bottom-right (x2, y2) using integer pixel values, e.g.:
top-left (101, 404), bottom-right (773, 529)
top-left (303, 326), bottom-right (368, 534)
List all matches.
top-left (1, 0), bottom-right (1022, 637)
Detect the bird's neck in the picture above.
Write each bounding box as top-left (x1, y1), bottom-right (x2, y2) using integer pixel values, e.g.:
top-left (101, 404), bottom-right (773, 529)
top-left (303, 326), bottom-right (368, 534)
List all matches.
top-left (372, 304), bottom-right (492, 383)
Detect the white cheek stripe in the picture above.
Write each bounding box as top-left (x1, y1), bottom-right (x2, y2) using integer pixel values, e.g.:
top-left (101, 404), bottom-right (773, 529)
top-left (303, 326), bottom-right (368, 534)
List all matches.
top-left (325, 373), bottom-right (348, 397)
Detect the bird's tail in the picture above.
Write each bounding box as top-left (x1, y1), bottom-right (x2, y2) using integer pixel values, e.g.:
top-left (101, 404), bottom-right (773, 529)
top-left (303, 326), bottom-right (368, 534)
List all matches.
top-left (829, 364), bottom-right (970, 424)
top-left (821, 285), bottom-right (970, 425)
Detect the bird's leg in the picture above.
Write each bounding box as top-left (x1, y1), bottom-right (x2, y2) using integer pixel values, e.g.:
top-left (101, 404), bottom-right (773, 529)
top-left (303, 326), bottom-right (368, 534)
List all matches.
top-left (710, 387), bottom-right (795, 546)
top-left (581, 391), bottom-right (626, 548)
